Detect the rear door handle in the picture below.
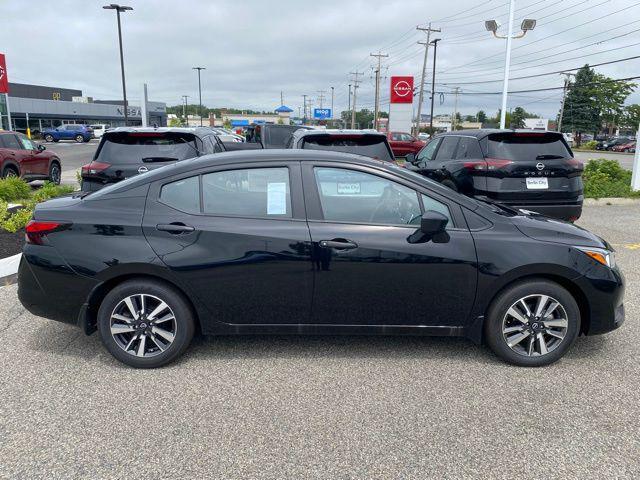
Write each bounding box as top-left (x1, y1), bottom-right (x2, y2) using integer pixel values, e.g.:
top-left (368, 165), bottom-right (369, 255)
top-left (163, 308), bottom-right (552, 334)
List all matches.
top-left (319, 239), bottom-right (358, 250)
top-left (156, 223), bottom-right (195, 234)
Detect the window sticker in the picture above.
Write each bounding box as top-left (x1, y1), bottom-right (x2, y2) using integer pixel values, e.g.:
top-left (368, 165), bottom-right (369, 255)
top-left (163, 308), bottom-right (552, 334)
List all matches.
top-left (267, 182), bottom-right (287, 215)
top-left (337, 182), bottom-right (361, 195)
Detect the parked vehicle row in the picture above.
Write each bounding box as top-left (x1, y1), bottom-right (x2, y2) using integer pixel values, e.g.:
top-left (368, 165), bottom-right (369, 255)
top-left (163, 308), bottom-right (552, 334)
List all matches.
top-left (18, 149), bottom-right (625, 369)
top-left (43, 124), bottom-right (94, 143)
top-left (595, 137), bottom-right (633, 151)
top-left (0, 130), bottom-right (62, 183)
top-left (611, 140), bottom-right (636, 153)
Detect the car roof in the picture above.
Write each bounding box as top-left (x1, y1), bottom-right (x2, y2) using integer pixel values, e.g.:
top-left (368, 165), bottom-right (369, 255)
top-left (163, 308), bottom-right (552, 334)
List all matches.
top-left (438, 129), bottom-right (564, 139)
top-left (105, 126), bottom-right (213, 136)
top-left (94, 149), bottom-right (479, 210)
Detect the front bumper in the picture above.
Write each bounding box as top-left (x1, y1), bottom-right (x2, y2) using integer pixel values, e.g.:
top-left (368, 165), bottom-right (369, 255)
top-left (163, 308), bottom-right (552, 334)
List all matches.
top-left (575, 265), bottom-right (625, 336)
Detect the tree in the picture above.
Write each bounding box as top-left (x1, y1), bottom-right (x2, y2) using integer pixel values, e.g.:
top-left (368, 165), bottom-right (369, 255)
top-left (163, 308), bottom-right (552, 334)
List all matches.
top-left (561, 65), bottom-right (601, 146)
top-left (620, 104), bottom-right (640, 131)
top-left (510, 107), bottom-right (527, 129)
top-left (476, 110), bottom-right (487, 123)
top-left (168, 117), bottom-right (182, 127)
top-left (340, 109), bottom-right (376, 128)
top-left (594, 75), bottom-right (636, 135)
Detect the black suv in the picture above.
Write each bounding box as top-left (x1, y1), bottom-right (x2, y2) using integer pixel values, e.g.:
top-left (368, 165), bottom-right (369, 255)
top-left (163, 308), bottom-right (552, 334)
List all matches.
top-left (81, 127), bottom-right (261, 191)
top-left (405, 130), bottom-right (584, 221)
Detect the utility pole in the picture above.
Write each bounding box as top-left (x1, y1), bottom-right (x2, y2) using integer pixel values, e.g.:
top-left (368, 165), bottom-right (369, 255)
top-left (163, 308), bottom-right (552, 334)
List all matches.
top-left (499, 0), bottom-right (516, 129)
top-left (181, 95), bottom-right (189, 125)
top-left (103, 4), bottom-right (133, 125)
top-left (280, 91), bottom-right (284, 106)
top-left (330, 86), bottom-right (334, 119)
top-left (302, 94), bottom-right (308, 125)
top-left (415, 23), bottom-right (441, 136)
top-left (429, 38), bottom-right (441, 131)
top-left (349, 71), bottom-right (363, 129)
top-left (348, 84), bottom-right (352, 114)
top-left (557, 72), bottom-right (575, 133)
top-left (370, 52), bottom-right (388, 131)
top-left (317, 90), bottom-right (326, 109)
top-left (451, 87), bottom-right (461, 131)
top-left (192, 66), bottom-right (205, 126)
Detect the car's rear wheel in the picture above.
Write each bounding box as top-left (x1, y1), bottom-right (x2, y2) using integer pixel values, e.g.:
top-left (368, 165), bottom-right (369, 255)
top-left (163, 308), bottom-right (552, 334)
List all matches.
top-left (44, 134), bottom-right (54, 142)
top-left (48, 161), bottom-right (61, 185)
top-left (75, 134), bottom-right (84, 143)
top-left (97, 279), bottom-right (196, 368)
top-left (441, 179), bottom-right (458, 192)
top-left (485, 280), bottom-right (580, 367)
top-left (2, 166), bottom-right (19, 178)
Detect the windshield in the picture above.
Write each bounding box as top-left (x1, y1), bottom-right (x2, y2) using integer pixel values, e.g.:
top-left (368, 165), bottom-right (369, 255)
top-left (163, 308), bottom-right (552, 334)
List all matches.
top-left (302, 135), bottom-right (393, 161)
top-left (487, 133), bottom-right (571, 161)
top-left (96, 132), bottom-right (198, 164)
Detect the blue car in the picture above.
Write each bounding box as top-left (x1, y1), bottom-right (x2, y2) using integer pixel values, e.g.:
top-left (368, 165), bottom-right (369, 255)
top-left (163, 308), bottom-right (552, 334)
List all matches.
top-left (42, 124), bottom-right (94, 143)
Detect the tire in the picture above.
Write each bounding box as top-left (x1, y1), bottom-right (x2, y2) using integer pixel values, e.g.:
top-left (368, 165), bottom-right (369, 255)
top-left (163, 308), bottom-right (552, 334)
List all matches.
top-left (97, 279), bottom-right (196, 368)
top-left (44, 134), bottom-right (54, 142)
top-left (441, 179), bottom-right (458, 192)
top-left (75, 134), bottom-right (84, 143)
top-left (484, 279), bottom-right (580, 367)
top-left (2, 166), bottom-right (19, 178)
top-left (48, 161), bottom-right (61, 185)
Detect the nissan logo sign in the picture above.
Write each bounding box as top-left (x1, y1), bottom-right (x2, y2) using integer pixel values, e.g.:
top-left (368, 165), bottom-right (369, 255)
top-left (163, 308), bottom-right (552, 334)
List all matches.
top-left (393, 80), bottom-right (412, 97)
top-left (138, 166), bottom-right (149, 174)
top-left (536, 162), bottom-right (545, 171)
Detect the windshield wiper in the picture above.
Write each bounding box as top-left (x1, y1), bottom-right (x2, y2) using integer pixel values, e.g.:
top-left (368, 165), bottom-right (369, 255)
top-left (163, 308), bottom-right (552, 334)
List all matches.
top-left (536, 154), bottom-right (565, 160)
top-left (142, 156), bottom-right (179, 163)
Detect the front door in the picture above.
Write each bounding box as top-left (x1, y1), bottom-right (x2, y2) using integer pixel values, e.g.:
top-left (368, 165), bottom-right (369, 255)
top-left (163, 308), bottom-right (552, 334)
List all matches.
top-left (143, 162), bottom-right (314, 328)
top-left (303, 163), bottom-right (477, 327)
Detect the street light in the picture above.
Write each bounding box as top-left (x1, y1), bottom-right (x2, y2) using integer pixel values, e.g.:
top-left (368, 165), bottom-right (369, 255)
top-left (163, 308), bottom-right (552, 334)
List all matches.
top-left (192, 67), bottom-right (206, 126)
top-left (485, 0), bottom-right (536, 129)
top-left (103, 4), bottom-right (133, 125)
top-left (429, 38), bottom-right (441, 132)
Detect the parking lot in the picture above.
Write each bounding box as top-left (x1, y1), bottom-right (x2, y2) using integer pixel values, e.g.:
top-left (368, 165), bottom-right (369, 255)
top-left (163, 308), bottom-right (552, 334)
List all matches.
top-left (1, 203), bottom-right (638, 478)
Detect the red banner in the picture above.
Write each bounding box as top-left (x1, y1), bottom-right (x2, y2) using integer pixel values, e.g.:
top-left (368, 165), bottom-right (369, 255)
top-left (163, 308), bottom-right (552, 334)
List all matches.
top-left (0, 54), bottom-right (8, 94)
top-left (390, 76), bottom-right (413, 104)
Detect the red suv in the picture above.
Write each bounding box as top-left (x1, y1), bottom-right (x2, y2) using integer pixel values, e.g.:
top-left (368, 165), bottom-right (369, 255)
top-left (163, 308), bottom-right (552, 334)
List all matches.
top-left (387, 131), bottom-right (425, 157)
top-left (0, 131), bottom-right (62, 184)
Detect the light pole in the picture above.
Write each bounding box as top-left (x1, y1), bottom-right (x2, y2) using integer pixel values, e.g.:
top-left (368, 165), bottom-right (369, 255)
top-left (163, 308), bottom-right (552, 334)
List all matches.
top-left (181, 95), bottom-right (189, 125)
top-left (330, 86), bottom-right (334, 120)
top-left (192, 67), bottom-right (206, 126)
top-left (429, 38), bottom-right (441, 132)
top-left (485, 2), bottom-right (536, 129)
top-left (103, 4), bottom-right (133, 125)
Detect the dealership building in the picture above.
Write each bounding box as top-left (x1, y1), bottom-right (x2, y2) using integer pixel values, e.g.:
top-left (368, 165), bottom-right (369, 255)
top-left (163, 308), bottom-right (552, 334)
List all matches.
top-left (0, 82), bottom-right (167, 133)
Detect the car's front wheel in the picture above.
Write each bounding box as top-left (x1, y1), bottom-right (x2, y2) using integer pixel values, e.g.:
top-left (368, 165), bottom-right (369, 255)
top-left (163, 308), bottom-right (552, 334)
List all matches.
top-left (48, 161), bottom-right (61, 185)
top-left (484, 280), bottom-right (580, 367)
top-left (44, 134), bottom-right (54, 142)
top-left (75, 134), bottom-right (84, 143)
top-left (97, 279), bottom-right (196, 368)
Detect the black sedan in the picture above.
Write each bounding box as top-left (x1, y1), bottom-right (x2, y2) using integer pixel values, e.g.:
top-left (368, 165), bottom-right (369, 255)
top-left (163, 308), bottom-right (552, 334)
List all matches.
top-left (18, 150), bottom-right (624, 368)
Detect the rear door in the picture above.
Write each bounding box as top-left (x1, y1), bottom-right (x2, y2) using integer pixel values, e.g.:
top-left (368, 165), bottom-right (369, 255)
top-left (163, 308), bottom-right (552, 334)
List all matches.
top-left (302, 162), bottom-right (477, 328)
top-left (142, 161), bottom-right (314, 327)
top-left (481, 132), bottom-right (583, 202)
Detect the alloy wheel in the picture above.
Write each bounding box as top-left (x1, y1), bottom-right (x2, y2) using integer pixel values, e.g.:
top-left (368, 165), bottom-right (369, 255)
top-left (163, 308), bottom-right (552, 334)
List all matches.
top-left (4, 169), bottom-right (17, 178)
top-left (50, 165), bottom-right (61, 184)
top-left (110, 293), bottom-right (177, 358)
top-left (502, 294), bottom-right (568, 357)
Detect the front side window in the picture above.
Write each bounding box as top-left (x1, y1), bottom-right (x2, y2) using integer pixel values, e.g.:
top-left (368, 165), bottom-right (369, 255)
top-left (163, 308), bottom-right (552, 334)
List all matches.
top-left (314, 167), bottom-right (421, 226)
top-left (160, 176), bottom-right (200, 213)
top-left (421, 194), bottom-right (452, 225)
top-left (416, 138), bottom-right (441, 163)
top-left (16, 134), bottom-right (35, 150)
top-left (203, 167), bottom-right (291, 217)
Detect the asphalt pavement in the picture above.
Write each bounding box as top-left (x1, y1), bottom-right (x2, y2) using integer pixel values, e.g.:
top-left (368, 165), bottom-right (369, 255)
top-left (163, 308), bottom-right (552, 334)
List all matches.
top-left (573, 150), bottom-right (635, 170)
top-left (0, 204), bottom-right (639, 479)
top-left (41, 139), bottom-right (100, 185)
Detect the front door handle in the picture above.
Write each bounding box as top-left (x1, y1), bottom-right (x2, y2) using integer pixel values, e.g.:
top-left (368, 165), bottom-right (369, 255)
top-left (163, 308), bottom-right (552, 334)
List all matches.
top-left (319, 239), bottom-right (358, 250)
top-left (156, 223), bottom-right (195, 234)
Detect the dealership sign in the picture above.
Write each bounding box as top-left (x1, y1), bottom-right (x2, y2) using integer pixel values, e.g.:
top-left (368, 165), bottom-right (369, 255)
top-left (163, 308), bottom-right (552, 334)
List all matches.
top-left (390, 76), bottom-right (414, 104)
top-left (0, 53), bottom-right (8, 94)
top-left (313, 108), bottom-right (332, 120)
top-left (116, 106), bottom-right (142, 117)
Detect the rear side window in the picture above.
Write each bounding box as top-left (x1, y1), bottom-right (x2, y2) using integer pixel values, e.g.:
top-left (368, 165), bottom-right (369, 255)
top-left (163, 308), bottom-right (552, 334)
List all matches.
top-left (202, 167), bottom-right (291, 217)
top-left (455, 138), bottom-right (483, 159)
top-left (160, 176), bottom-right (200, 213)
top-left (302, 135), bottom-right (393, 161)
top-left (434, 137), bottom-right (459, 161)
top-left (96, 132), bottom-right (199, 164)
top-left (486, 133), bottom-right (571, 161)
top-left (0, 134), bottom-right (21, 149)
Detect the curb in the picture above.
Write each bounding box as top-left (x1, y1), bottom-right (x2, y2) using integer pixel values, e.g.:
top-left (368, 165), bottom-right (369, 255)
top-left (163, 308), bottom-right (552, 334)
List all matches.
top-left (584, 197), bottom-right (640, 206)
top-left (0, 253), bottom-right (21, 286)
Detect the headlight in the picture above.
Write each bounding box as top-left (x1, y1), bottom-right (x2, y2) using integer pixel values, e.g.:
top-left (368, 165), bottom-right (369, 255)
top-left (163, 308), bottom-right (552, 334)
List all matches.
top-left (576, 246), bottom-right (615, 268)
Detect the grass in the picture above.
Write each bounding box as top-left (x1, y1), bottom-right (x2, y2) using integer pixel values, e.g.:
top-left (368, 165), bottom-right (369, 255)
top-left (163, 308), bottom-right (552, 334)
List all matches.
top-left (0, 178), bottom-right (75, 233)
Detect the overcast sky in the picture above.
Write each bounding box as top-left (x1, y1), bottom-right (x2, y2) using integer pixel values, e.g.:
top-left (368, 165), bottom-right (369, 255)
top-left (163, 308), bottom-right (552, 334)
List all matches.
top-left (2, 0), bottom-right (639, 119)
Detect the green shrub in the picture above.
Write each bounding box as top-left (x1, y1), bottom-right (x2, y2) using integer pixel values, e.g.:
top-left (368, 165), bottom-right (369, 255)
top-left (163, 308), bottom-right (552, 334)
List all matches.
top-left (583, 159), bottom-right (640, 198)
top-left (0, 206), bottom-right (33, 233)
top-left (0, 177), bottom-right (32, 202)
top-left (582, 140), bottom-right (598, 150)
top-left (32, 182), bottom-right (74, 203)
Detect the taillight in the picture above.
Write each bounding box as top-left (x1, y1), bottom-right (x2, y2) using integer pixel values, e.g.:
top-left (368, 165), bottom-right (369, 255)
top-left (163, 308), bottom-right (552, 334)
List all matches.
top-left (463, 158), bottom-right (513, 171)
top-left (81, 161), bottom-right (110, 176)
top-left (25, 220), bottom-right (70, 245)
top-left (566, 158), bottom-right (584, 170)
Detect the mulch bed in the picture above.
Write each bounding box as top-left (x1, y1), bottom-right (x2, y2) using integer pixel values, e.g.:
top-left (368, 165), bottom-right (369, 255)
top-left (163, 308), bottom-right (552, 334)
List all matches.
top-left (0, 229), bottom-right (24, 258)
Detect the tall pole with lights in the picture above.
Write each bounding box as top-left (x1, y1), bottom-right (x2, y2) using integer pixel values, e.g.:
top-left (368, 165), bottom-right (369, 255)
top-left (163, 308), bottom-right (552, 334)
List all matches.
top-left (429, 38), bottom-right (441, 132)
top-left (485, 2), bottom-right (536, 129)
top-left (193, 67), bottom-right (206, 126)
top-left (103, 4), bottom-right (133, 125)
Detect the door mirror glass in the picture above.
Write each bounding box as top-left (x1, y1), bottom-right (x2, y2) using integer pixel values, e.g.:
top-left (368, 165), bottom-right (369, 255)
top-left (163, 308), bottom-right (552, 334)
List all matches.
top-left (37, 144), bottom-right (46, 152)
top-left (405, 153), bottom-right (416, 164)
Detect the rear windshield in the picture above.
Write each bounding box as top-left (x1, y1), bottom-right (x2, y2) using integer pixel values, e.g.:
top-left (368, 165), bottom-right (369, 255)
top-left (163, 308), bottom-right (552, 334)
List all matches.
top-left (261, 126), bottom-right (300, 147)
top-left (95, 132), bottom-right (198, 164)
top-left (302, 135), bottom-right (393, 161)
top-left (486, 133), bottom-right (571, 161)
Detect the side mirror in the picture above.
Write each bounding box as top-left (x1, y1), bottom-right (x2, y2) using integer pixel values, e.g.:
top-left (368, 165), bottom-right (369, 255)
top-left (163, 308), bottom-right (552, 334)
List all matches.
top-left (407, 210), bottom-right (449, 244)
top-left (37, 144), bottom-right (46, 152)
top-left (405, 153), bottom-right (416, 164)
